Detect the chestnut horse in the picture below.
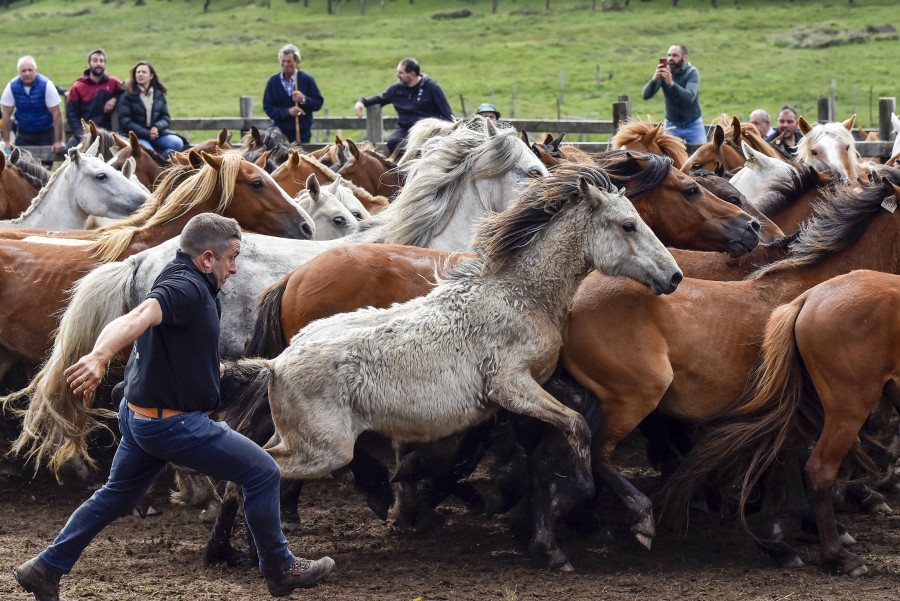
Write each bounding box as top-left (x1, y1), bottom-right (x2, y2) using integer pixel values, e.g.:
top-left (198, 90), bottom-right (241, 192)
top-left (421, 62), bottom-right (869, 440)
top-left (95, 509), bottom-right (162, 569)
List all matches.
top-left (556, 173), bottom-right (900, 566)
top-left (0, 152), bottom-right (313, 385)
top-left (662, 266), bottom-right (900, 578)
top-left (611, 121), bottom-right (689, 170)
top-left (108, 131), bottom-right (170, 190)
top-left (0, 149), bottom-right (41, 219)
top-left (337, 139), bottom-right (403, 199)
top-left (682, 116), bottom-right (783, 175)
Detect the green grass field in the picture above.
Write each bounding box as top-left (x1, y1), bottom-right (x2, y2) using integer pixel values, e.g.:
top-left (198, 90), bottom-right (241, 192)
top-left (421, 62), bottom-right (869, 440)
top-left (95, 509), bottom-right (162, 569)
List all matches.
top-left (1, 0), bottom-right (897, 142)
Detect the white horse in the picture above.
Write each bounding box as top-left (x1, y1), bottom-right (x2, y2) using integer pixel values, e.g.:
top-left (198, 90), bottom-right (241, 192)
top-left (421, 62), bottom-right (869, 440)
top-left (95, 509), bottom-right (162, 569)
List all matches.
top-left (795, 116), bottom-right (860, 184)
top-left (730, 141), bottom-right (798, 205)
top-left (240, 163), bottom-right (681, 505)
top-left (891, 112), bottom-right (900, 159)
top-left (295, 174), bottom-right (367, 241)
top-left (7, 117), bottom-right (552, 472)
top-left (0, 145), bottom-right (149, 229)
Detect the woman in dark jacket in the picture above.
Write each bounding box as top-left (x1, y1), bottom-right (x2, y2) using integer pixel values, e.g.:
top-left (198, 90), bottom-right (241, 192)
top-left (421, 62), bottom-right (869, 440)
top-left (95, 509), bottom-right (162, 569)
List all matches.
top-left (117, 61), bottom-right (184, 158)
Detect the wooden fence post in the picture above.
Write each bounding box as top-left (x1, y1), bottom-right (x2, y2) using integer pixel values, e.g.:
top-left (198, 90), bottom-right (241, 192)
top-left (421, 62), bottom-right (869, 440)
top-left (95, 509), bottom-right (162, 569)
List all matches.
top-left (879, 97), bottom-right (896, 141)
top-left (612, 95), bottom-right (631, 130)
top-left (366, 104), bottom-right (383, 143)
top-left (817, 97), bottom-right (833, 123)
top-left (239, 96), bottom-right (254, 136)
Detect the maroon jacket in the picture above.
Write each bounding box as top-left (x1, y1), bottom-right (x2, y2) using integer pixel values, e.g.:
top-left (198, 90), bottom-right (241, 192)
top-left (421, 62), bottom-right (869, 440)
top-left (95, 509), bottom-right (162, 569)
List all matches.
top-left (65, 70), bottom-right (122, 138)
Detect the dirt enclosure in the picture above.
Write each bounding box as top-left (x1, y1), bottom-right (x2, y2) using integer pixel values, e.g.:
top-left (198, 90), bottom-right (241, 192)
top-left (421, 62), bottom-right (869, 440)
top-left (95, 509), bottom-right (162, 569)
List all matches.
top-left (1, 434), bottom-right (898, 601)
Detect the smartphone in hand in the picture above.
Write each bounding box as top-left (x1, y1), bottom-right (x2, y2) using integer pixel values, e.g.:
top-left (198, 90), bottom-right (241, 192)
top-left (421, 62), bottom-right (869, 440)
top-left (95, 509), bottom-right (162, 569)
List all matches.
top-left (659, 58), bottom-right (668, 68)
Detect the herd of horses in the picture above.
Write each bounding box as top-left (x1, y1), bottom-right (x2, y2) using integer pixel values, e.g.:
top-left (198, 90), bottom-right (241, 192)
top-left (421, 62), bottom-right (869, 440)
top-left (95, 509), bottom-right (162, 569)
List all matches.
top-left (1, 111), bottom-right (900, 581)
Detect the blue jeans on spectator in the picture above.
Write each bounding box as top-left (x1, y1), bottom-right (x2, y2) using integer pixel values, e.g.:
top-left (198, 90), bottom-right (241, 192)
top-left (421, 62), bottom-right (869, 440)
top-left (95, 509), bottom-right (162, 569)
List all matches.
top-left (665, 116), bottom-right (707, 145)
top-left (137, 133), bottom-right (184, 158)
top-left (37, 399), bottom-right (292, 575)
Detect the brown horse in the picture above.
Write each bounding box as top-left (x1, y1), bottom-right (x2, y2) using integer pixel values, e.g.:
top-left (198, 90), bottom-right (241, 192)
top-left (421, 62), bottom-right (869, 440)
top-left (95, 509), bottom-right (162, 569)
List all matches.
top-left (108, 130), bottom-right (170, 190)
top-left (337, 139), bottom-right (403, 199)
top-left (271, 148), bottom-right (390, 214)
top-left (557, 173), bottom-right (900, 563)
top-left (611, 120), bottom-right (689, 170)
top-left (0, 151), bottom-right (314, 381)
top-left (0, 149), bottom-right (41, 219)
top-left (682, 116), bottom-right (783, 174)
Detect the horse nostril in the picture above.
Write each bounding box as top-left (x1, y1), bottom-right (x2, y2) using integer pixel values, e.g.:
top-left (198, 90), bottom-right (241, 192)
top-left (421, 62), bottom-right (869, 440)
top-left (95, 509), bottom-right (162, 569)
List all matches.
top-left (301, 222), bottom-right (313, 239)
top-left (749, 219), bottom-right (761, 234)
top-left (671, 272), bottom-right (683, 288)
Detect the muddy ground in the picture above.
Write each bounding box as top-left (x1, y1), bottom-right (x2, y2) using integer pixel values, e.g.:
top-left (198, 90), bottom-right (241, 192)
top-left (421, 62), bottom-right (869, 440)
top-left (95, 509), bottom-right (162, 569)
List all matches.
top-left (1, 431), bottom-right (898, 601)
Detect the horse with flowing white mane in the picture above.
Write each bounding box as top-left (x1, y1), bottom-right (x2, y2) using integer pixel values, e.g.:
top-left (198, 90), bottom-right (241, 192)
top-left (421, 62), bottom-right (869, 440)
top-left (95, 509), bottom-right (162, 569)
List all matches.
top-left (7, 116), bottom-right (550, 473)
top-left (0, 144), bottom-right (148, 229)
top-left (224, 163), bottom-right (681, 522)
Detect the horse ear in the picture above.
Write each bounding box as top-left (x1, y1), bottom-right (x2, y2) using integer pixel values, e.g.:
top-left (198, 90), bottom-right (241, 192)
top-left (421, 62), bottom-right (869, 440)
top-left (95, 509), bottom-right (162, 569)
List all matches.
top-left (67, 147), bottom-right (81, 164)
top-left (542, 133), bottom-right (553, 145)
top-left (841, 113), bottom-right (857, 131)
top-left (484, 118), bottom-right (498, 136)
top-left (218, 128), bottom-right (230, 146)
top-left (552, 132), bottom-right (566, 149)
top-left (714, 162), bottom-right (725, 177)
top-left (85, 137), bottom-right (101, 157)
top-left (334, 134), bottom-right (344, 147)
top-left (188, 149), bottom-right (204, 169)
top-left (519, 130), bottom-right (530, 145)
top-left (128, 130), bottom-right (142, 154)
top-left (201, 151), bottom-right (224, 171)
top-left (798, 116), bottom-right (813, 135)
top-left (713, 125), bottom-right (725, 148)
top-left (10, 147), bottom-right (20, 164)
top-left (122, 156), bottom-right (136, 180)
top-left (89, 120), bottom-right (100, 138)
top-left (250, 126), bottom-right (261, 145)
top-left (288, 148), bottom-right (300, 168)
top-left (305, 173), bottom-right (320, 200)
top-left (533, 145), bottom-right (559, 167)
top-left (730, 116), bottom-right (741, 144)
top-left (253, 150), bottom-right (269, 168)
top-left (112, 132), bottom-right (128, 148)
top-left (347, 138), bottom-right (360, 159)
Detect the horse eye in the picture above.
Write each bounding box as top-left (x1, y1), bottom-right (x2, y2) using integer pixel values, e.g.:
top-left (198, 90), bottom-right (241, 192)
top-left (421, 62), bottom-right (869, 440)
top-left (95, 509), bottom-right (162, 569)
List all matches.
top-left (729, 197), bottom-right (742, 207)
top-left (693, 162), bottom-right (701, 170)
top-left (96, 172), bottom-right (108, 181)
top-left (528, 167), bottom-right (544, 178)
top-left (811, 150), bottom-right (818, 156)
top-left (685, 186), bottom-right (700, 198)
top-left (334, 216), bottom-right (347, 226)
top-left (622, 222), bottom-right (637, 233)
top-left (352, 212), bottom-right (363, 221)
top-left (250, 179), bottom-right (264, 189)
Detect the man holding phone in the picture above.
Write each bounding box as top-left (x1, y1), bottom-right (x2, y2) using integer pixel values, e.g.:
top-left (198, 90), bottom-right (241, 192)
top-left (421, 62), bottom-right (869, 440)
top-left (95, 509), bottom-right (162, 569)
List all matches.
top-left (641, 44), bottom-right (705, 144)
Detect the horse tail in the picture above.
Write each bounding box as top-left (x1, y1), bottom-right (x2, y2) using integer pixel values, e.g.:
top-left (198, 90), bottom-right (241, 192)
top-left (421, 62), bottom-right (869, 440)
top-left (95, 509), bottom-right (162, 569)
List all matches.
top-left (659, 291), bottom-right (811, 531)
top-left (243, 277), bottom-right (290, 359)
top-left (2, 258), bottom-right (137, 478)
top-left (214, 359), bottom-right (276, 444)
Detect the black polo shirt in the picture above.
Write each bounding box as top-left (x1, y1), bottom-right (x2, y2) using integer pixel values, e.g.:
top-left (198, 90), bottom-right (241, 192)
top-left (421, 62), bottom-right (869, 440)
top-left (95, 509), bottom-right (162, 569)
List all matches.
top-left (123, 250), bottom-right (222, 412)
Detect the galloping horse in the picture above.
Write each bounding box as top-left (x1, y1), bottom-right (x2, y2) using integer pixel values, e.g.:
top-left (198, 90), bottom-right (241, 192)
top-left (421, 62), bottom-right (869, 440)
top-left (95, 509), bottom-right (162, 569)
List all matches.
top-left (0, 146), bottom-right (149, 229)
top-left (8, 117), bottom-right (551, 472)
top-left (0, 149), bottom-right (42, 219)
top-left (556, 173), bottom-right (900, 567)
top-left (337, 139), bottom-right (403, 199)
top-left (611, 121), bottom-right (689, 169)
top-left (662, 266), bottom-right (900, 579)
top-left (227, 164), bottom-right (680, 545)
top-left (682, 116), bottom-right (783, 174)
top-left (796, 115), bottom-right (860, 184)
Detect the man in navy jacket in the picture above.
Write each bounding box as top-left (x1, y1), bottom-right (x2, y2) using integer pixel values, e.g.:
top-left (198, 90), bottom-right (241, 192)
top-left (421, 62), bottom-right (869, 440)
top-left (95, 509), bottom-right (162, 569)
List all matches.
top-left (263, 44), bottom-right (324, 145)
top-left (65, 49), bottom-right (123, 150)
top-left (354, 57), bottom-right (454, 157)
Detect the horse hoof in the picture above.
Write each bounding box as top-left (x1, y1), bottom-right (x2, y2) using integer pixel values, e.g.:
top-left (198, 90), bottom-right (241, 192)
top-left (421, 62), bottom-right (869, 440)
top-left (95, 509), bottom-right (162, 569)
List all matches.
top-left (634, 532), bottom-right (653, 551)
top-left (868, 502), bottom-right (892, 514)
top-left (777, 555), bottom-right (804, 569)
top-left (556, 562), bottom-right (575, 573)
top-left (839, 532), bottom-right (856, 545)
top-left (847, 564), bottom-right (868, 577)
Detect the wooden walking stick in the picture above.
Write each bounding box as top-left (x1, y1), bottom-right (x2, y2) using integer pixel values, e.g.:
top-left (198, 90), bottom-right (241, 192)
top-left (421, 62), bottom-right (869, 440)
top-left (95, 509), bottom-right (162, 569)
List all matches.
top-left (293, 74), bottom-right (301, 142)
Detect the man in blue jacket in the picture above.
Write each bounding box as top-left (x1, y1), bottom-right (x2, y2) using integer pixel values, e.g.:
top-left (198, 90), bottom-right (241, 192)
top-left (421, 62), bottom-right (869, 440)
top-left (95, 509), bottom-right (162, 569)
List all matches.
top-left (263, 44), bottom-right (324, 145)
top-left (641, 44), bottom-right (705, 145)
top-left (1, 55), bottom-right (65, 156)
top-left (354, 57), bottom-right (454, 157)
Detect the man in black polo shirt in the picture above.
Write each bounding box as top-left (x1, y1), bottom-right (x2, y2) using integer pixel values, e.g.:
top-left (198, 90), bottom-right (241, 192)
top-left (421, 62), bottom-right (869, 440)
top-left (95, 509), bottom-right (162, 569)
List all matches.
top-left (13, 214), bottom-right (333, 601)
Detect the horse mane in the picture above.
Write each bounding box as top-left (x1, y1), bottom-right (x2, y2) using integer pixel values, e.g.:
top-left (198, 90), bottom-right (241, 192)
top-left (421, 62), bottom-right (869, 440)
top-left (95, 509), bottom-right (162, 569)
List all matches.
top-left (753, 160), bottom-right (826, 216)
top-left (359, 117), bottom-right (525, 247)
top-left (364, 148), bottom-right (397, 171)
top-left (241, 127), bottom-right (298, 165)
top-left (593, 150), bottom-right (672, 199)
top-left (89, 152), bottom-right (243, 262)
top-left (611, 121), bottom-right (689, 167)
top-left (134, 143), bottom-right (170, 167)
top-left (79, 126), bottom-right (121, 161)
top-left (472, 163), bottom-right (615, 273)
top-left (750, 173), bottom-right (900, 278)
top-left (397, 117), bottom-right (465, 164)
top-left (293, 153), bottom-right (383, 206)
top-left (796, 122), bottom-right (860, 180)
top-left (8, 148), bottom-right (50, 189)
top-left (242, 149), bottom-right (278, 173)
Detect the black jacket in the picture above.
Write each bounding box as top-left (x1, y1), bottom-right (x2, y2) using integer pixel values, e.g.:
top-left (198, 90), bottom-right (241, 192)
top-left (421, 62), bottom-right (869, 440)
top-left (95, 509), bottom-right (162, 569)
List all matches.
top-left (117, 86), bottom-right (174, 140)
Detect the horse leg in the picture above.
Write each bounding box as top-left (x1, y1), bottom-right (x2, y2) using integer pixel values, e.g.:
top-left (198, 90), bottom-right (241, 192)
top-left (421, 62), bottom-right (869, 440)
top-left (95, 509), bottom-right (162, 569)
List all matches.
top-left (347, 435), bottom-right (393, 521)
top-left (279, 479), bottom-right (304, 525)
top-left (749, 459), bottom-right (805, 568)
top-left (205, 481), bottom-right (249, 566)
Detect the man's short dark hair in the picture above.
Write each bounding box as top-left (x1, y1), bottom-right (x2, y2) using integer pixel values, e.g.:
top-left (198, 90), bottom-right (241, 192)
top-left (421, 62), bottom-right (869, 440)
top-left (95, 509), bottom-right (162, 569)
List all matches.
top-left (87, 49), bottom-right (105, 62)
top-left (673, 43), bottom-right (688, 55)
top-left (180, 214), bottom-right (242, 259)
top-left (779, 105), bottom-right (798, 119)
top-left (399, 57), bottom-right (420, 75)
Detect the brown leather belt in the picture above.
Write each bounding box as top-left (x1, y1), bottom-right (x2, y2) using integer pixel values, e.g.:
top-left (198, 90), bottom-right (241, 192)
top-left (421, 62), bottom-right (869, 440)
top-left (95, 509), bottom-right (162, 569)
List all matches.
top-left (128, 402), bottom-right (183, 420)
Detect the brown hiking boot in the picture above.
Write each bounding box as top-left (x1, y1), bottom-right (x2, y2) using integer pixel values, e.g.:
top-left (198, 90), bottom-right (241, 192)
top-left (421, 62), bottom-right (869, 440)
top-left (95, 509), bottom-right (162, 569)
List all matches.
top-left (264, 555), bottom-right (334, 597)
top-left (13, 556), bottom-right (66, 601)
